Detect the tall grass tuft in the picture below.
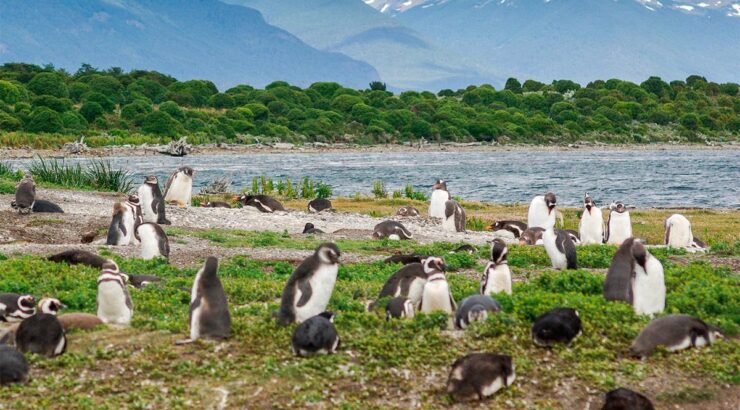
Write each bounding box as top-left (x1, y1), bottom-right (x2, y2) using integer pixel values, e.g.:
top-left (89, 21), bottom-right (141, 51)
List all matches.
top-left (372, 180), bottom-right (387, 199)
top-left (86, 159), bottom-right (135, 193)
top-left (404, 184), bottom-right (428, 201)
top-left (29, 157), bottom-right (134, 193)
top-left (247, 175), bottom-right (331, 199)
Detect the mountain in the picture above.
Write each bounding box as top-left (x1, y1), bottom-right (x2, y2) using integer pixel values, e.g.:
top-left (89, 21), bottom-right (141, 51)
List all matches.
top-left (369, 0), bottom-right (740, 85)
top-left (0, 0), bottom-right (380, 89)
top-left (225, 0), bottom-right (494, 90)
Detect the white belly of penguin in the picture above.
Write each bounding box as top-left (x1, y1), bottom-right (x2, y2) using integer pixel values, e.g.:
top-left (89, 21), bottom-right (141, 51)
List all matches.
top-left (119, 211), bottom-right (134, 246)
top-left (138, 186), bottom-right (157, 223)
top-left (667, 218), bottom-right (693, 248)
top-left (632, 257), bottom-right (665, 316)
top-left (429, 191), bottom-right (448, 218)
top-left (442, 213), bottom-right (458, 232)
top-left (607, 212), bottom-right (632, 245)
top-left (579, 208), bottom-right (604, 244)
top-left (165, 174), bottom-right (193, 207)
top-left (97, 283), bottom-right (130, 324)
top-left (294, 264), bottom-right (338, 323)
top-left (483, 264), bottom-right (511, 295)
top-left (405, 278), bottom-right (427, 306)
top-left (543, 230), bottom-right (567, 270)
top-left (481, 373), bottom-right (516, 397)
top-left (139, 225), bottom-right (161, 259)
top-left (421, 282), bottom-right (453, 314)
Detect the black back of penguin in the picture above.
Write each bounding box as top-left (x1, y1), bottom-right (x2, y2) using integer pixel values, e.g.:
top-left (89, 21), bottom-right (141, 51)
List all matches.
top-left (602, 388), bottom-right (654, 410)
top-left (15, 313), bottom-right (66, 357)
top-left (446, 353), bottom-right (515, 401)
top-left (191, 257), bottom-right (231, 339)
top-left (532, 308), bottom-right (582, 347)
top-left (106, 203), bottom-right (127, 245)
top-left (385, 297), bottom-right (412, 319)
top-left (47, 249), bottom-right (110, 269)
top-left (307, 198), bottom-right (332, 213)
top-left (604, 238), bottom-right (639, 303)
top-left (0, 344), bottom-right (29, 385)
top-left (32, 199), bottom-right (64, 213)
top-left (291, 312), bottom-right (340, 356)
top-left (455, 295), bottom-right (502, 329)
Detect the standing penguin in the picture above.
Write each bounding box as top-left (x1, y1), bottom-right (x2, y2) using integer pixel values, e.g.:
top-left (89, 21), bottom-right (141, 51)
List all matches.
top-left (527, 192), bottom-right (556, 229)
top-left (629, 314), bottom-right (723, 359)
top-left (531, 308), bottom-right (582, 347)
top-left (291, 311), bottom-right (340, 357)
top-left (543, 216), bottom-right (577, 270)
top-left (455, 295), bottom-right (501, 329)
top-left (0, 344), bottom-right (29, 385)
top-left (419, 257), bottom-right (456, 316)
top-left (385, 297), bottom-right (415, 320)
top-left (0, 294), bottom-right (36, 322)
top-left (14, 173), bottom-right (36, 215)
top-left (136, 222), bottom-right (170, 260)
top-left (631, 241), bottom-right (665, 316)
top-left (664, 214), bottom-right (694, 248)
top-left (124, 194), bottom-right (143, 238)
top-left (164, 166), bottom-right (195, 208)
top-left (601, 388), bottom-right (654, 410)
top-left (106, 203), bottom-right (132, 246)
top-left (603, 237), bottom-right (641, 303)
top-left (446, 353), bottom-right (515, 401)
top-left (307, 198), bottom-right (332, 213)
top-left (373, 220), bottom-right (413, 240)
top-left (15, 313), bottom-right (66, 358)
top-left (277, 243), bottom-right (341, 325)
top-left (480, 239), bottom-right (511, 296)
top-left (429, 179), bottom-right (451, 219)
top-left (605, 202), bottom-right (631, 245)
top-left (579, 193), bottom-right (604, 245)
top-left (442, 199), bottom-right (466, 233)
top-left (177, 257), bottom-right (231, 344)
top-left (372, 262), bottom-right (427, 309)
top-left (96, 262), bottom-right (133, 325)
top-left (138, 175), bottom-right (170, 225)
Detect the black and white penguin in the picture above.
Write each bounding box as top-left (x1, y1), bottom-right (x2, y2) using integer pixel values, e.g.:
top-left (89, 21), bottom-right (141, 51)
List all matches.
top-left (419, 257), bottom-right (456, 316)
top-left (490, 220), bottom-right (527, 238)
top-left (579, 193), bottom-right (604, 245)
top-left (291, 311), bottom-right (340, 357)
top-left (96, 262), bottom-right (133, 325)
top-left (136, 222), bottom-right (170, 260)
top-left (480, 239), bottom-right (511, 296)
top-left (451, 244), bottom-right (477, 254)
top-left (47, 249), bottom-right (110, 269)
top-left (601, 388), bottom-right (654, 410)
top-left (124, 273), bottom-right (163, 289)
top-left (429, 179), bottom-right (450, 219)
top-left (372, 220), bottom-right (412, 240)
top-left (442, 200), bottom-right (466, 233)
top-left (564, 229), bottom-right (581, 245)
top-left (36, 297), bottom-right (66, 315)
top-left (630, 239), bottom-right (665, 316)
top-left (204, 201), bottom-right (232, 208)
top-left (519, 227), bottom-right (545, 245)
top-left (603, 237), bottom-right (640, 303)
top-left (31, 199), bottom-right (64, 213)
top-left (396, 206), bottom-right (420, 217)
top-left (307, 198), bottom-right (332, 213)
top-left (543, 216), bottom-right (577, 270)
top-left (15, 313), bottom-right (66, 357)
top-left (238, 194), bottom-right (285, 213)
top-left (446, 353), bottom-right (515, 401)
top-left (455, 295), bottom-right (501, 329)
top-left (605, 202), bottom-right (632, 245)
top-left (372, 262), bottom-right (427, 309)
top-left (14, 173), bottom-right (35, 214)
top-left (177, 257), bottom-right (231, 344)
top-left (664, 214), bottom-right (694, 248)
top-left (277, 243), bottom-right (341, 325)
top-left (124, 194), bottom-right (143, 226)
top-left (382, 254), bottom-right (425, 265)
top-left (303, 223), bottom-right (324, 234)
top-left (106, 203), bottom-right (133, 246)
top-left (164, 166), bottom-right (195, 208)
top-left (629, 314), bottom-right (723, 359)
top-left (138, 175), bottom-right (170, 225)
top-left (0, 294), bottom-right (35, 322)
top-left (531, 308), bottom-right (582, 347)
top-left (0, 344), bottom-right (29, 385)
top-left (385, 297), bottom-right (415, 320)
top-left (527, 192), bottom-right (556, 229)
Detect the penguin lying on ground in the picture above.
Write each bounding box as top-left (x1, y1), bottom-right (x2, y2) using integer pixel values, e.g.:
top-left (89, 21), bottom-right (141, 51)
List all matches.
top-left (291, 312), bottom-right (340, 357)
top-left (0, 294), bottom-right (36, 322)
top-left (57, 313), bottom-right (104, 331)
top-left (629, 314), bottom-right (723, 359)
top-left (47, 249), bottom-right (110, 269)
top-left (307, 198), bottom-right (332, 213)
top-left (164, 166), bottom-right (195, 208)
top-left (204, 201), bottom-right (232, 208)
top-left (451, 244), bottom-right (477, 254)
top-left (138, 175), bottom-right (170, 225)
top-left (601, 388), bottom-right (654, 410)
top-left (489, 220), bottom-right (527, 238)
top-left (480, 239), bottom-right (511, 296)
top-left (531, 308), bottom-right (582, 347)
top-left (396, 206), bottom-right (420, 217)
top-left (303, 223), bottom-right (324, 234)
top-left (455, 295), bottom-right (501, 329)
top-left (13, 173), bottom-right (35, 215)
top-left (15, 312), bottom-right (67, 358)
top-left (373, 220), bottom-right (412, 240)
top-left (123, 273), bottom-right (163, 289)
top-left (519, 227), bottom-right (545, 245)
top-left (0, 344), bottom-right (29, 385)
top-left (11, 199), bottom-right (64, 213)
top-left (385, 297), bottom-right (415, 320)
top-left (238, 194), bottom-right (285, 213)
top-left (177, 257), bottom-right (230, 344)
top-left (382, 254), bottom-right (425, 265)
top-left (446, 353), bottom-right (515, 401)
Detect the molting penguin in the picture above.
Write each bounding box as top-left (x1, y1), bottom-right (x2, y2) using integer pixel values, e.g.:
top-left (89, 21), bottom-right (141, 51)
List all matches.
top-left (0, 294), bottom-right (35, 322)
top-left (531, 308), bottom-right (582, 347)
top-left (629, 314), bottom-right (723, 359)
top-left (47, 249), bottom-right (110, 269)
top-left (419, 257), bottom-right (456, 316)
top-left (564, 229), bottom-right (581, 245)
top-left (519, 227), bottom-right (545, 245)
top-left (455, 295), bottom-right (501, 329)
top-left (429, 180), bottom-right (450, 219)
top-left (664, 214), bottom-right (694, 248)
top-left (385, 297), bottom-right (415, 320)
top-left (0, 344), bottom-right (29, 385)
top-left (13, 173), bottom-right (35, 214)
top-left (631, 240), bottom-right (665, 316)
top-left (603, 237), bottom-right (640, 303)
top-left (373, 220), bottom-right (412, 240)
top-left (238, 194), bottom-right (285, 213)
top-left (601, 388), bottom-right (654, 410)
top-left (303, 223), bottom-right (324, 234)
top-left (106, 203), bottom-right (133, 246)
top-left (396, 206), bottom-right (420, 217)
top-left (442, 200), bottom-right (466, 233)
top-left (307, 198), bottom-right (332, 213)
top-left (138, 175), bottom-right (170, 225)
top-left (136, 222), bottom-right (170, 260)
top-left (164, 166), bottom-right (195, 208)
top-left (605, 202), bottom-right (631, 245)
top-left (291, 312), bottom-right (340, 357)
top-left (543, 215), bottom-right (577, 270)
top-left (204, 201), bottom-right (232, 208)
top-left (96, 262), bottom-right (133, 325)
top-left (15, 313), bottom-right (66, 357)
top-left (276, 243), bottom-right (340, 325)
top-left (446, 353), bottom-right (515, 401)
top-left (372, 262), bottom-right (427, 309)
top-left (177, 257), bottom-right (231, 344)
top-left (579, 193), bottom-right (604, 245)
top-left (527, 192), bottom-right (556, 229)
top-left (31, 199), bottom-right (64, 213)
top-left (480, 239), bottom-right (511, 296)
top-left (490, 220), bottom-right (527, 238)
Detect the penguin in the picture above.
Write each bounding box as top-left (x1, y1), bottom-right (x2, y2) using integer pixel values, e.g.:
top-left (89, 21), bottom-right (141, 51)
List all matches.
top-left (124, 273), bottom-right (163, 289)
top-left (691, 237), bottom-right (707, 249)
top-left (385, 297), bottom-right (415, 320)
top-left (579, 193), bottom-right (604, 245)
top-left (14, 173), bottom-right (35, 214)
top-left (601, 388), bottom-right (654, 410)
top-left (519, 227), bottom-right (545, 245)
top-left (396, 206), bottom-right (420, 217)
top-left (372, 262), bottom-right (427, 310)
top-left (137, 175), bottom-right (170, 225)
top-left (15, 313), bottom-right (66, 357)
top-left (106, 203), bottom-right (132, 246)
top-left (564, 229), bottom-right (581, 245)
top-left (204, 201), bottom-right (232, 208)
top-left (176, 257), bottom-right (231, 344)
top-left (629, 314), bottom-right (723, 359)
top-left (480, 239), bottom-right (512, 296)
top-left (442, 200), bottom-right (466, 233)
top-left (57, 313), bottom-right (104, 331)
top-left (36, 298), bottom-right (66, 315)
top-left (47, 249), bottom-right (110, 269)
top-left (123, 194), bottom-right (143, 243)
top-left (429, 179), bottom-right (450, 219)
top-left (451, 244), bottom-right (477, 254)
top-left (527, 192), bottom-right (556, 229)
top-left (455, 295), bottom-right (501, 329)
top-left (307, 198), bottom-right (332, 213)
top-left (531, 308), bottom-right (582, 347)
top-left (164, 166), bottom-right (195, 208)
top-left (631, 241), bottom-right (665, 316)
top-left (303, 223), bottom-right (324, 234)
top-left (419, 257), bottom-right (456, 316)
top-left (605, 202), bottom-right (631, 245)
top-left (543, 216), bottom-right (577, 270)
top-left (96, 262), bottom-right (133, 325)
top-left (291, 311), bottom-right (340, 357)
top-left (0, 294), bottom-right (35, 322)
top-left (238, 194), bottom-right (285, 213)
top-left (136, 222), bottom-right (170, 260)
top-left (276, 243), bottom-right (341, 325)
top-left (489, 220), bottom-right (527, 238)
top-left (383, 254), bottom-right (425, 265)
top-left (604, 237), bottom-right (640, 303)
top-left (0, 344), bottom-right (28, 385)
top-left (664, 214), bottom-right (694, 248)
top-left (373, 220), bottom-right (412, 240)
top-left (446, 353), bottom-right (515, 401)
top-left (31, 199), bottom-right (64, 213)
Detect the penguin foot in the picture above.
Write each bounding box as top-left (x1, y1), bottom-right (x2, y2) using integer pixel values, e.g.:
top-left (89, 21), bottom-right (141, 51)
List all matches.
top-left (175, 338), bottom-right (195, 345)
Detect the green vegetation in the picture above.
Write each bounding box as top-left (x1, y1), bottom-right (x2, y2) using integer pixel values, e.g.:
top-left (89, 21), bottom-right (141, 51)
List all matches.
top-left (0, 63), bottom-right (738, 148)
top-left (0, 157), bottom-right (134, 193)
top-left (243, 176), bottom-right (332, 199)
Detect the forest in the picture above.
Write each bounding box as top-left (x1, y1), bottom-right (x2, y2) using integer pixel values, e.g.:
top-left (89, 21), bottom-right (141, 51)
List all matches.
top-left (0, 63), bottom-right (738, 148)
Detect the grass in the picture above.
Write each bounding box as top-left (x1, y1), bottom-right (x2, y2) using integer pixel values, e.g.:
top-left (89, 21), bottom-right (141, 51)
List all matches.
top-left (27, 157), bottom-right (134, 193)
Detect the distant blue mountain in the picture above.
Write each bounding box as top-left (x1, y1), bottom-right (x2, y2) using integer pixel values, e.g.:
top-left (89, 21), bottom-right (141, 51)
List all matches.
top-left (0, 0), bottom-right (380, 89)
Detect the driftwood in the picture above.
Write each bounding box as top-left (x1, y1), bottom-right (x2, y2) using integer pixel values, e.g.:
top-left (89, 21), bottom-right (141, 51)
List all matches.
top-left (199, 177), bottom-right (231, 195)
top-left (158, 137), bottom-right (192, 157)
top-left (63, 137), bottom-right (88, 154)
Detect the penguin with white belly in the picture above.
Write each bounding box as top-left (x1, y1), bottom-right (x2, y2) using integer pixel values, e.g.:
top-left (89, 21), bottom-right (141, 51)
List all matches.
top-left (106, 203), bottom-right (133, 246)
top-left (480, 239), bottom-right (511, 296)
top-left (579, 193), bottom-right (604, 245)
top-left (15, 312), bottom-right (66, 358)
top-left (446, 353), bottom-right (515, 402)
top-left (385, 297), bottom-right (415, 320)
top-left (307, 198), bottom-right (332, 213)
top-left (176, 257), bottom-right (231, 344)
top-left (455, 295), bottom-right (501, 329)
top-left (442, 200), bottom-right (466, 233)
top-left (371, 263), bottom-right (427, 310)
top-left (527, 192), bottom-right (556, 229)
top-left (664, 214), bottom-right (694, 248)
top-left (605, 202), bottom-right (631, 245)
top-left (543, 210), bottom-right (577, 270)
top-left (631, 240), bottom-right (665, 316)
top-left (124, 194), bottom-right (143, 233)
top-left (164, 166), bottom-right (195, 208)
top-left (0, 294), bottom-right (36, 322)
top-left (419, 257), bottom-right (456, 316)
top-left (429, 180), bottom-right (451, 219)
top-left (373, 220), bottom-right (413, 240)
top-left (604, 237), bottom-right (640, 303)
top-left (629, 314), bottom-right (723, 359)
top-left (96, 262), bottom-right (133, 325)
top-left (490, 220), bottom-right (527, 238)
top-left (136, 222), bottom-right (170, 260)
top-left (138, 176), bottom-right (170, 225)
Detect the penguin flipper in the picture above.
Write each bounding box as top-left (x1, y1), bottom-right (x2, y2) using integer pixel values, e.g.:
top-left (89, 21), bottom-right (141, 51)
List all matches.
top-left (449, 293), bottom-right (457, 312)
top-left (295, 279), bottom-right (313, 308)
top-left (664, 225), bottom-right (671, 246)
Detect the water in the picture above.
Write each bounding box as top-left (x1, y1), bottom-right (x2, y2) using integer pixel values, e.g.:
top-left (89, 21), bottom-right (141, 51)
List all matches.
top-left (9, 149), bottom-right (740, 208)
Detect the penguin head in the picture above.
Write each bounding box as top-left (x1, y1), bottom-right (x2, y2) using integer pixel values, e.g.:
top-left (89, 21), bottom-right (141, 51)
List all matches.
top-left (317, 243), bottom-right (341, 264)
top-left (490, 238), bottom-right (508, 264)
top-left (584, 193), bottom-right (594, 211)
top-left (630, 239), bottom-right (648, 269)
top-left (102, 260), bottom-right (119, 273)
top-left (397, 207), bottom-right (409, 216)
top-left (22, 173), bottom-right (33, 181)
top-left (18, 295), bottom-right (35, 310)
top-left (180, 167), bottom-right (195, 177)
top-left (318, 311), bottom-right (336, 323)
top-left (303, 223), bottom-right (315, 233)
top-left (544, 192), bottom-right (557, 214)
top-left (611, 201), bottom-right (626, 213)
top-left (144, 175), bottom-right (158, 185)
top-left (468, 305), bottom-right (489, 324)
top-left (423, 257), bottom-right (447, 274)
top-left (127, 194), bottom-right (140, 205)
top-left (38, 298), bottom-right (66, 315)
top-left (708, 326), bottom-right (725, 343)
top-left (433, 180), bottom-right (447, 191)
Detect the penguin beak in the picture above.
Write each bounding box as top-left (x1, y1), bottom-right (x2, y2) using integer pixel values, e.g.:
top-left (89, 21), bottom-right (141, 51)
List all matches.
top-left (60, 303), bottom-right (68, 310)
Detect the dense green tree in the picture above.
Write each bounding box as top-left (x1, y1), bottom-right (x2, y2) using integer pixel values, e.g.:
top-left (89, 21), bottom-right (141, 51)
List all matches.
top-left (158, 101), bottom-right (186, 121)
top-left (522, 80), bottom-right (545, 92)
top-left (26, 107), bottom-right (64, 132)
top-left (32, 95), bottom-right (72, 113)
top-left (0, 80), bottom-right (24, 104)
top-left (369, 81), bottom-right (387, 91)
top-left (209, 93), bottom-right (235, 109)
top-left (79, 102), bottom-right (105, 123)
top-left (679, 113), bottom-right (700, 130)
top-left (504, 78), bottom-right (522, 93)
top-left (61, 111), bottom-right (88, 131)
top-left (0, 111), bottom-right (21, 131)
top-left (141, 111), bottom-right (180, 136)
top-left (83, 92), bottom-right (115, 112)
top-left (28, 72), bottom-right (69, 98)
top-left (121, 100), bottom-right (153, 121)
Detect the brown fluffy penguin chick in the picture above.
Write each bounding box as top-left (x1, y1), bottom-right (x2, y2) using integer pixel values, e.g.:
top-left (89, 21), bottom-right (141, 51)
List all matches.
top-left (57, 313), bottom-right (104, 331)
top-left (601, 388), bottom-right (654, 410)
top-left (446, 353), bottom-right (515, 401)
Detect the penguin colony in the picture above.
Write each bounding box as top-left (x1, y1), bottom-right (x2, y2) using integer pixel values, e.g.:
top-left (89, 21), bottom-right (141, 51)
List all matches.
top-left (0, 172), bottom-right (724, 408)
